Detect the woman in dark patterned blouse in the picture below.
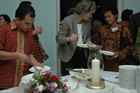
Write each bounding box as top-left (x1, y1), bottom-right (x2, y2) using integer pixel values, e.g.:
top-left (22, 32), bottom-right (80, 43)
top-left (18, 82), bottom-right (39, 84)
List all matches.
top-left (94, 6), bottom-right (134, 72)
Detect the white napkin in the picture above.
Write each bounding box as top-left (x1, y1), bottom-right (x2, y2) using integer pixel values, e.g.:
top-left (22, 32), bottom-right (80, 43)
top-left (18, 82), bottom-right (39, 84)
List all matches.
top-left (12, 82), bottom-right (26, 93)
top-left (65, 77), bottom-right (79, 91)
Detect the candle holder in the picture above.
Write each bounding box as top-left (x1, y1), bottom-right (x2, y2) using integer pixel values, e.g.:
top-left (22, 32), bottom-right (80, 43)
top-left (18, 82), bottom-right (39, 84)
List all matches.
top-left (86, 78), bottom-right (105, 89)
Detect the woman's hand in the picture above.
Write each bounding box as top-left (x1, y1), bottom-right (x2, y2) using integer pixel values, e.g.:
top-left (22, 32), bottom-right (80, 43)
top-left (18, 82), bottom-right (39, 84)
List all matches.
top-left (86, 41), bottom-right (93, 45)
top-left (67, 34), bottom-right (79, 42)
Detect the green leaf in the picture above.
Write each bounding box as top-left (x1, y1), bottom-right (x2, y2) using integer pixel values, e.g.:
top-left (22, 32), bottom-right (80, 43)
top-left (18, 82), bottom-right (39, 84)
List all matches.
top-left (62, 88), bottom-right (66, 93)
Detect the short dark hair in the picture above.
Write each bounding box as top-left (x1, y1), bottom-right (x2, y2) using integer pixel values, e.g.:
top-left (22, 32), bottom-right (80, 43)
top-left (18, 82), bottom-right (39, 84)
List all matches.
top-left (103, 6), bottom-right (118, 19)
top-left (19, 1), bottom-right (32, 7)
top-left (0, 14), bottom-right (11, 23)
top-left (15, 5), bottom-right (35, 20)
top-left (121, 9), bottom-right (133, 21)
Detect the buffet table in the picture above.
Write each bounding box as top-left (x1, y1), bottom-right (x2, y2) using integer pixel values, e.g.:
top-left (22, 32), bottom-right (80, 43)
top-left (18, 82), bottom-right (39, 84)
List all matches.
top-left (0, 71), bottom-right (138, 93)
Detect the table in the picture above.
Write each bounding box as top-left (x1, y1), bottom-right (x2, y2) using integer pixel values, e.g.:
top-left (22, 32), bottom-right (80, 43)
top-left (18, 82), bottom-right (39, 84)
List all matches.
top-left (62, 71), bottom-right (137, 93)
top-left (0, 71), bottom-right (138, 93)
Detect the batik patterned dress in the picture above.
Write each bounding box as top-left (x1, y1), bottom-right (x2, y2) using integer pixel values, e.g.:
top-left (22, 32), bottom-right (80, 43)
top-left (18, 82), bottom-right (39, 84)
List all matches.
top-left (94, 25), bottom-right (134, 72)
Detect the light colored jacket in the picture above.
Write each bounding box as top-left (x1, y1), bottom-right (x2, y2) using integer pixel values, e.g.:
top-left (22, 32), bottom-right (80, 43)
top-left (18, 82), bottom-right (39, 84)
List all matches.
top-left (56, 14), bottom-right (91, 62)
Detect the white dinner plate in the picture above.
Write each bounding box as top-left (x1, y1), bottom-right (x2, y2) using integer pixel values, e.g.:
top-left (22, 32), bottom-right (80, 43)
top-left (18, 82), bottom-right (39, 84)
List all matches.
top-left (69, 69), bottom-right (92, 80)
top-left (78, 44), bottom-right (96, 48)
top-left (21, 74), bottom-right (33, 84)
top-left (99, 50), bottom-right (115, 56)
top-left (69, 69), bottom-right (84, 76)
top-left (29, 66), bottom-right (51, 72)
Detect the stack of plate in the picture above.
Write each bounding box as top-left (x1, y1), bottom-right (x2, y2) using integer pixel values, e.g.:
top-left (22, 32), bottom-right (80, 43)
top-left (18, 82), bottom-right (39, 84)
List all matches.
top-left (119, 65), bottom-right (137, 89)
top-left (136, 66), bottom-right (140, 93)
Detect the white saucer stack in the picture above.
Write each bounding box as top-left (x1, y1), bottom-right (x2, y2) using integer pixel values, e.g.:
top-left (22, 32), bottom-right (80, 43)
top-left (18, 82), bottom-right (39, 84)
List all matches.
top-left (136, 66), bottom-right (140, 93)
top-left (119, 65), bottom-right (137, 89)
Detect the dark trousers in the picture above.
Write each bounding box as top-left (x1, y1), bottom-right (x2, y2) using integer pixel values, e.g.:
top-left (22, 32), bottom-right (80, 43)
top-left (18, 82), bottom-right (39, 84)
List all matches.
top-left (61, 47), bottom-right (87, 76)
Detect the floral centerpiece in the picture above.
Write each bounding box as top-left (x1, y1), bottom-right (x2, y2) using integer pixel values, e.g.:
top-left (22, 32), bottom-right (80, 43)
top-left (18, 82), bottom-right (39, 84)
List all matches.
top-left (24, 72), bottom-right (68, 93)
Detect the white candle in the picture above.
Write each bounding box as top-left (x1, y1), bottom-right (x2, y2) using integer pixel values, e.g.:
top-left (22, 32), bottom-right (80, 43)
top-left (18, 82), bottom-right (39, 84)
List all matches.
top-left (92, 58), bottom-right (100, 83)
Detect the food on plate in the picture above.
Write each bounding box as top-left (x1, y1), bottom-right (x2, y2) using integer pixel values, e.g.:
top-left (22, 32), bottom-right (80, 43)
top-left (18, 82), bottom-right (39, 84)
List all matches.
top-left (34, 66), bottom-right (43, 72)
top-left (37, 68), bottom-right (43, 72)
top-left (87, 44), bottom-right (92, 46)
top-left (80, 44), bottom-right (87, 47)
top-left (74, 73), bottom-right (91, 78)
top-left (84, 69), bottom-right (92, 72)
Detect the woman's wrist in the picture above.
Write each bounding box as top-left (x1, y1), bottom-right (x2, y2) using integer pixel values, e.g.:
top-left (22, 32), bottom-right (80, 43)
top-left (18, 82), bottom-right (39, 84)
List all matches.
top-left (67, 37), bottom-right (71, 42)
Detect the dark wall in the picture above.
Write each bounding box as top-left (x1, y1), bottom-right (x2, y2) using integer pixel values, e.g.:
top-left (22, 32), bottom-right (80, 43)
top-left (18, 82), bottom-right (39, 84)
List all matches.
top-left (60, 0), bottom-right (81, 21)
top-left (93, 0), bottom-right (117, 25)
top-left (60, 0), bottom-right (117, 24)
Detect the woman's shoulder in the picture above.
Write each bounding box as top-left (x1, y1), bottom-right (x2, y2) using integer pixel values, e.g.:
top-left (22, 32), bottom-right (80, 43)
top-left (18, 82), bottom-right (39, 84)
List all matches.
top-left (60, 14), bottom-right (75, 26)
top-left (62, 14), bottom-right (75, 22)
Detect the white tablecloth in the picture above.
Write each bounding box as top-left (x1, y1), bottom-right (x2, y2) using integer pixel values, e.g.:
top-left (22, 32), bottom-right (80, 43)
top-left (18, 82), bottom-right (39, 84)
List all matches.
top-left (0, 87), bottom-right (17, 93)
top-left (61, 71), bottom-right (137, 93)
top-left (0, 71), bottom-right (138, 93)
